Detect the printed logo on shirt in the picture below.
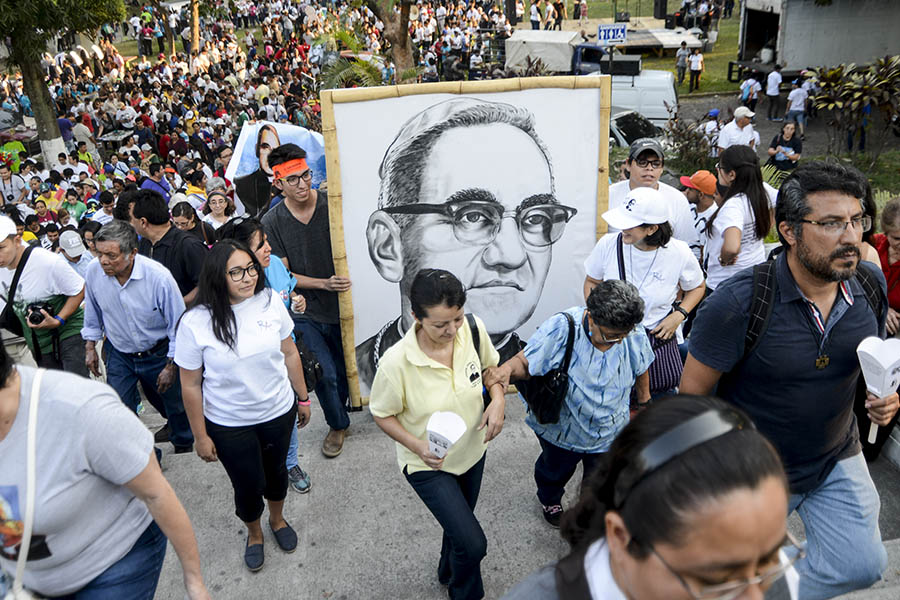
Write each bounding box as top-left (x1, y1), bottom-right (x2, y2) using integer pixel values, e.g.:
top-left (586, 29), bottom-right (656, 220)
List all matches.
top-left (257, 319), bottom-right (274, 330)
top-left (465, 361), bottom-right (481, 386)
top-left (0, 486), bottom-right (52, 561)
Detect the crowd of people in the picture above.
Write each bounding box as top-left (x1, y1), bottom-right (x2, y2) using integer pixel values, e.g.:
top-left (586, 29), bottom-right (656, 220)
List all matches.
top-left (0, 2), bottom-right (900, 599)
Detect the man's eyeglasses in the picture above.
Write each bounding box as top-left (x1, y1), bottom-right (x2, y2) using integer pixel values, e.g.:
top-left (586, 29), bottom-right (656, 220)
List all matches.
top-left (634, 158), bottom-right (663, 169)
top-left (227, 264), bottom-right (259, 281)
top-left (798, 215), bottom-right (872, 235)
top-left (382, 199), bottom-right (577, 248)
top-left (281, 170), bottom-right (312, 187)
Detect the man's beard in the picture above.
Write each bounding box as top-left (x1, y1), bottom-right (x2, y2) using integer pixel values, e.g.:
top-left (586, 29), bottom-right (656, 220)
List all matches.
top-left (796, 239), bottom-right (860, 282)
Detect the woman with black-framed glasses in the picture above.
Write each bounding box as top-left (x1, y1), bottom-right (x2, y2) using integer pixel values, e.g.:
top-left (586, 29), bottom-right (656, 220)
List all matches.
top-left (175, 240), bottom-right (311, 572)
top-left (502, 395), bottom-right (799, 600)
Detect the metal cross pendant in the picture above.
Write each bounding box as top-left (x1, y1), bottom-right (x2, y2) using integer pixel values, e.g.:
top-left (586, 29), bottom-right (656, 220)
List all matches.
top-left (815, 355), bottom-right (830, 370)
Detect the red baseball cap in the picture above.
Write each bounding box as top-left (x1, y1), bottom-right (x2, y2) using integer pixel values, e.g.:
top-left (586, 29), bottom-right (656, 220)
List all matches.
top-left (680, 170), bottom-right (717, 196)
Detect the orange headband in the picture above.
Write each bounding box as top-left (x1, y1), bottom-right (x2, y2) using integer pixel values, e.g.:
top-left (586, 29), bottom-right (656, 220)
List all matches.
top-left (272, 158), bottom-right (308, 180)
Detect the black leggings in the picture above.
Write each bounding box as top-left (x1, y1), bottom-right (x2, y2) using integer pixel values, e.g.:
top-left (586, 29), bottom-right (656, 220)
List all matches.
top-left (206, 404), bottom-right (297, 523)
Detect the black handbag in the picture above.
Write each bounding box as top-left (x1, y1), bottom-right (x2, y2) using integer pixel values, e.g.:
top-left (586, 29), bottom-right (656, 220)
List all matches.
top-left (516, 312), bottom-right (576, 425)
top-left (0, 245), bottom-right (34, 337)
top-left (294, 332), bottom-right (323, 392)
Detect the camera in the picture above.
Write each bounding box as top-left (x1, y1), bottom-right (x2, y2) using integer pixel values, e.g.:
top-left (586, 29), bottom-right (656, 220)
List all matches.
top-left (26, 302), bottom-right (54, 325)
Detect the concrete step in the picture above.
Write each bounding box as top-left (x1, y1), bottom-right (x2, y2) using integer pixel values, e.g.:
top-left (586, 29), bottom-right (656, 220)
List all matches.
top-left (836, 538), bottom-right (900, 598)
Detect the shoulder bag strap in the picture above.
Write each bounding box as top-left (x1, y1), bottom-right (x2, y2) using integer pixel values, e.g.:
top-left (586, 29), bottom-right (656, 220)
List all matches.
top-left (744, 261), bottom-right (777, 359)
top-left (4, 245), bottom-right (34, 312)
top-left (13, 368), bottom-right (44, 595)
top-left (559, 312), bottom-right (577, 374)
top-left (616, 233), bottom-right (626, 281)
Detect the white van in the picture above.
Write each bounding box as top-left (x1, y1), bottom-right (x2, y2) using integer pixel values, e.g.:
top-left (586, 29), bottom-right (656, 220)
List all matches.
top-left (587, 69), bottom-right (678, 128)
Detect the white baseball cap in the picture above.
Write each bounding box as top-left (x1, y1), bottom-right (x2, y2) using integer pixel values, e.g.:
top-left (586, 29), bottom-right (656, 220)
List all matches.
top-left (0, 216), bottom-right (16, 239)
top-left (602, 187), bottom-right (670, 230)
top-left (59, 230), bottom-right (86, 257)
top-left (734, 106), bottom-right (755, 119)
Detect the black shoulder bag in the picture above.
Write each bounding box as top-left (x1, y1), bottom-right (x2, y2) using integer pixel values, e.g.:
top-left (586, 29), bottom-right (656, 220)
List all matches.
top-left (513, 312), bottom-right (576, 425)
top-left (0, 245), bottom-right (35, 337)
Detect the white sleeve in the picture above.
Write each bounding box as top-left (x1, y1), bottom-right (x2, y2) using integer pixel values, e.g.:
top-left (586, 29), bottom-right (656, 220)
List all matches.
top-left (676, 242), bottom-right (705, 291)
top-left (174, 313), bottom-right (203, 370)
top-left (716, 198), bottom-right (745, 231)
top-left (584, 234), bottom-right (616, 280)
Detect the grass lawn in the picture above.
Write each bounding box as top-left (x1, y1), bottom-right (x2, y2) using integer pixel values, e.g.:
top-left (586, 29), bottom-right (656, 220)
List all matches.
top-left (815, 150), bottom-right (900, 196)
top-left (559, 0), bottom-right (741, 94)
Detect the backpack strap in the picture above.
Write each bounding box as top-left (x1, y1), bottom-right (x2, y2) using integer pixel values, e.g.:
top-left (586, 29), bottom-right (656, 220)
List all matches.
top-left (853, 264), bottom-right (884, 323)
top-left (616, 233), bottom-right (626, 281)
top-left (744, 261), bottom-right (777, 359)
top-left (466, 313), bottom-right (480, 365)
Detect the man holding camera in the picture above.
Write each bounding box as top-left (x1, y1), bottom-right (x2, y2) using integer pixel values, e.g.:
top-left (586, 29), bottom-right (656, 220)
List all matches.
top-left (0, 216), bottom-right (88, 375)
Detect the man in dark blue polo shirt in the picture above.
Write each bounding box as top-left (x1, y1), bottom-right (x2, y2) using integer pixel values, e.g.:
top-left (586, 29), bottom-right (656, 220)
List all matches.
top-left (682, 162), bottom-right (899, 599)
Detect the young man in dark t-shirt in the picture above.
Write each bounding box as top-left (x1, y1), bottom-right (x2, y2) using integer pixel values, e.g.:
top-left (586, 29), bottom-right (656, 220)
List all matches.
top-left (262, 144), bottom-right (352, 458)
top-left (682, 162), bottom-right (898, 599)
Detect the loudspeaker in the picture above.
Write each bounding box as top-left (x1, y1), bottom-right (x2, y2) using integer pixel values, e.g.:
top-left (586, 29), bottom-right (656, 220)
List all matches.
top-left (654, 0), bottom-right (668, 19)
top-left (665, 14), bottom-right (676, 29)
top-left (598, 54), bottom-right (642, 76)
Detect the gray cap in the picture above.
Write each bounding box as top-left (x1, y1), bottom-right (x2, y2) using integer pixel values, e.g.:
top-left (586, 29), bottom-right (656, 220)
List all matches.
top-left (59, 230), bottom-right (86, 257)
top-left (628, 137), bottom-right (664, 161)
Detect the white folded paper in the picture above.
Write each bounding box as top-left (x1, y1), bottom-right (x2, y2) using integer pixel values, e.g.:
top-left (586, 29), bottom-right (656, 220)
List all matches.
top-left (857, 337), bottom-right (900, 398)
top-left (426, 411), bottom-right (467, 458)
top-left (856, 337), bottom-right (900, 443)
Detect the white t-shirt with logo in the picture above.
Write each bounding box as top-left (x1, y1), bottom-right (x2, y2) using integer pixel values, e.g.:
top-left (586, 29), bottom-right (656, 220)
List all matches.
top-left (0, 244), bottom-right (85, 313)
top-left (584, 233), bottom-right (704, 330)
top-left (689, 202), bottom-right (718, 263)
top-left (175, 289), bottom-right (295, 427)
top-left (607, 180), bottom-right (699, 249)
top-left (705, 192), bottom-right (776, 290)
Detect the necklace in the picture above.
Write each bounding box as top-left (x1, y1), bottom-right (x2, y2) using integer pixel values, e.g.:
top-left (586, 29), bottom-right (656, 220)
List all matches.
top-left (800, 299), bottom-right (830, 369)
top-left (628, 244), bottom-right (660, 293)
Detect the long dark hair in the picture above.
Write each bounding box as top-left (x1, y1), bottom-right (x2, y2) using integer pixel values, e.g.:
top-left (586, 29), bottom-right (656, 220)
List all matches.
top-left (561, 395), bottom-right (786, 556)
top-left (189, 240), bottom-right (267, 349)
top-left (707, 145), bottom-right (772, 240)
top-left (215, 215), bottom-right (265, 247)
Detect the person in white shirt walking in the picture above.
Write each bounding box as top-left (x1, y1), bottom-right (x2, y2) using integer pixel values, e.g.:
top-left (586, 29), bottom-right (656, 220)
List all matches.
top-left (688, 48), bottom-right (704, 92)
top-left (717, 106), bottom-right (757, 153)
top-left (766, 64), bottom-right (784, 121)
top-left (606, 139), bottom-right (699, 249)
top-left (785, 79), bottom-right (809, 139)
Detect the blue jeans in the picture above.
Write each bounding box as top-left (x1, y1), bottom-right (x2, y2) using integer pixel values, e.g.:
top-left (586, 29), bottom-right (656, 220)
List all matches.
top-left (534, 433), bottom-right (604, 506)
top-left (292, 317), bottom-right (349, 431)
top-left (105, 342), bottom-right (193, 448)
top-left (405, 454), bottom-right (487, 600)
top-left (57, 521), bottom-right (166, 599)
top-left (286, 416), bottom-right (299, 470)
top-left (788, 453), bottom-right (887, 599)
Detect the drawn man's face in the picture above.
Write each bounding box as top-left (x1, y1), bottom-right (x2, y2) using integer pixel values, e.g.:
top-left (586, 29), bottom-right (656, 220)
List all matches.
top-left (402, 124), bottom-right (555, 335)
top-left (257, 127), bottom-right (279, 175)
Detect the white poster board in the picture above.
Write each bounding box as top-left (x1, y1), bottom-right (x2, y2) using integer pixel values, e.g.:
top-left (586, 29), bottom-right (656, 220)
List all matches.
top-left (322, 78), bottom-right (610, 403)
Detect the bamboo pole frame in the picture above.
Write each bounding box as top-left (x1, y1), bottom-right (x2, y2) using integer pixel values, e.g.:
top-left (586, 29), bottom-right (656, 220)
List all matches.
top-left (321, 75), bottom-right (612, 408)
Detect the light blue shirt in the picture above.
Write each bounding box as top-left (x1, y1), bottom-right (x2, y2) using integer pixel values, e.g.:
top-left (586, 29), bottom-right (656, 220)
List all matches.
top-left (523, 307), bottom-right (654, 453)
top-left (264, 254), bottom-right (295, 309)
top-left (63, 252), bottom-right (96, 280)
top-left (81, 254), bottom-right (186, 357)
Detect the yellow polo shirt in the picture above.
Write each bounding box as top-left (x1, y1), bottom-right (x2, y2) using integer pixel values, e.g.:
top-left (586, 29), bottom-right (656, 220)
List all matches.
top-left (369, 315), bottom-right (500, 476)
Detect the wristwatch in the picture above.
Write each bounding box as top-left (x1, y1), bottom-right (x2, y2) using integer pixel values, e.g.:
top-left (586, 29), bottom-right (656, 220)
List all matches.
top-left (672, 302), bottom-right (690, 320)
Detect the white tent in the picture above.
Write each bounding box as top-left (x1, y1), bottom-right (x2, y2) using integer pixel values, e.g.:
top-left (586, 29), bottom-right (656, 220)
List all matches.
top-left (504, 30), bottom-right (582, 73)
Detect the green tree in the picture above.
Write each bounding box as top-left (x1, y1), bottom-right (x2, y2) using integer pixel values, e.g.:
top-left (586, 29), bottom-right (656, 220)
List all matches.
top-left (0, 0), bottom-right (125, 163)
top-left (365, 0), bottom-right (414, 73)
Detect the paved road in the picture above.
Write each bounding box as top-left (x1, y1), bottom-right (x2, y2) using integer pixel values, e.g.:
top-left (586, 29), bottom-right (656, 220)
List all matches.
top-left (675, 93), bottom-right (900, 161)
top-left (146, 392), bottom-right (900, 599)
